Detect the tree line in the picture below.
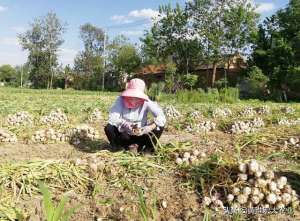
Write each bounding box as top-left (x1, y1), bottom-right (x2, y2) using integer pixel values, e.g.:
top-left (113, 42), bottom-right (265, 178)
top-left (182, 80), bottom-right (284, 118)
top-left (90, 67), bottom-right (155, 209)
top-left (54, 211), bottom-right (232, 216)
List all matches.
top-left (0, 0), bottom-right (299, 101)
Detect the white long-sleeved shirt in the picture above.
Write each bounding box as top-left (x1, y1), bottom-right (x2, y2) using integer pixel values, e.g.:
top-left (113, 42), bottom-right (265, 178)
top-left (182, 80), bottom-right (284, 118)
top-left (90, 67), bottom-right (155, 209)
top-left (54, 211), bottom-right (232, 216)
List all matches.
top-left (108, 96), bottom-right (166, 129)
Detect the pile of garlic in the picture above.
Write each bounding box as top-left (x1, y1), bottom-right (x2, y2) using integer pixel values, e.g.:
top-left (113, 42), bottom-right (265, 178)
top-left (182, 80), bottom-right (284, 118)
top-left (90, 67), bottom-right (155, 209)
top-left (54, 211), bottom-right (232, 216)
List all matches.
top-left (283, 137), bottom-right (300, 148)
top-left (31, 128), bottom-right (69, 143)
top-left (229, 118), bottom-right (265, 134)
top-left (224, 160), bottom-right (299, 210)
top-left (277, 118), bottom-right (300, 126)
top-left (88, 108), bottom-right (103, 123)
top-left (68, 124), bottom-right (100, 145)
top-left (164, 105), bottom-right (181, 119)
top-left (185, 121), bottom-right (216, 133)
top-left (6, 111), bottom-right (33, 127)
top-left (255, 106), bottom-right (271, 115)
top-left (239, 107), bottom-right (256, 117)
top-left (187, 111), bottom-right (203, 119)
top-left (203, 160), bottom-right (300, 211)
top-left (40, 109), bottom-right (68, 126)
top-left (281, 107), bottom-right (295, 114)
top-left (212, 108), bottom-right (232, 118)
top-left (175, 150), bottom-right (207, 165)
top-left (0, 128), bottom-right (17, 143)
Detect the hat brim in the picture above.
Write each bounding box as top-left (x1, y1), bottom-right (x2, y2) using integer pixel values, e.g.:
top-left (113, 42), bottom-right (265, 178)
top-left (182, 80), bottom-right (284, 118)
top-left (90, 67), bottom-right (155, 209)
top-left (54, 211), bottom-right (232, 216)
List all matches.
top-left (121, 89), bottom-right (149, 101)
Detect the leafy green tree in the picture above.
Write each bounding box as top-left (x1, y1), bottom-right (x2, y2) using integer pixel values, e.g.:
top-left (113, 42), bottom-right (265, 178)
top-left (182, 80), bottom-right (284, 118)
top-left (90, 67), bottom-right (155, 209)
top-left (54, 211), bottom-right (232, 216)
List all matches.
top-left (0, 65), bottom-right (17, 83)
top-left (181, 73), bottom-right (198, 90)
top-left (19, 12), bottom-right (66, 89)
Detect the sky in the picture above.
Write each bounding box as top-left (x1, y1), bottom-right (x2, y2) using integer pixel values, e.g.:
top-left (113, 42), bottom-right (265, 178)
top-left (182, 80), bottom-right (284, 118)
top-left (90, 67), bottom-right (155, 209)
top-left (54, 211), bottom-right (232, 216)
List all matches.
top-left (0, 0), bottom-right (289, 67)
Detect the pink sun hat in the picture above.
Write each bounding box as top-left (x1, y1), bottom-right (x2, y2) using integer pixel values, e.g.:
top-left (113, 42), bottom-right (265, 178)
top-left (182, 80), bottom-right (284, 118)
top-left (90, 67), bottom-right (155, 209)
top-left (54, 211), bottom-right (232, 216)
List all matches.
top-left (121, 78), bottom-right (149, 101)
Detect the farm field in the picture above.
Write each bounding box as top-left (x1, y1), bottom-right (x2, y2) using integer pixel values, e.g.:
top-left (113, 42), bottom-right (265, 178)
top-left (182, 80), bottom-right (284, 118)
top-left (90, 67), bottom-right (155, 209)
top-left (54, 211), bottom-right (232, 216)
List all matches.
top-left (0, 87), bottom-right (300, 221)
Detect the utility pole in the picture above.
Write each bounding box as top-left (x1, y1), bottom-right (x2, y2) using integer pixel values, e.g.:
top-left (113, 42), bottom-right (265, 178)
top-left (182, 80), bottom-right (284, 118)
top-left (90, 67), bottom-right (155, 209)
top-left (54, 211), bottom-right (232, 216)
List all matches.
top-left (102, 30), bottom-right (107, 91)
top-left (20, 65), bottom-right (23, 88)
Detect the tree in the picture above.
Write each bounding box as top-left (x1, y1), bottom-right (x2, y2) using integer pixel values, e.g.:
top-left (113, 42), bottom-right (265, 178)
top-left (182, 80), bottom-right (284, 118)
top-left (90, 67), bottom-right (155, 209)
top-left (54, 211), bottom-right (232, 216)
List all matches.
top-left (19, 12), bottom-right (66, 88)
top-left (73, 23), bottom-right (105, 90)
top-left (0, 65), bottom-right (16, 83)
top-left (187, 0), bottom-right (258, 87)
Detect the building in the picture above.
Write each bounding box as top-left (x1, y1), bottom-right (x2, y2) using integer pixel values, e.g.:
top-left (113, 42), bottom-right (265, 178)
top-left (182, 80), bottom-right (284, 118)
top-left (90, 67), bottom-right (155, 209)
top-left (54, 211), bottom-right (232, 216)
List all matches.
top-left (134, 53), bottom-right (247, 88)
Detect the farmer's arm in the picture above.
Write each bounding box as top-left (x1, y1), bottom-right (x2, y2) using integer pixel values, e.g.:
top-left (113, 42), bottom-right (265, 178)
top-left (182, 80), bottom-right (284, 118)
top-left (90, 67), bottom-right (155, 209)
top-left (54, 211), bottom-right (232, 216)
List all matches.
top-left (146, 100), bottom-right (166, 128)
top-left (108, 97), bottom-right (128, 130)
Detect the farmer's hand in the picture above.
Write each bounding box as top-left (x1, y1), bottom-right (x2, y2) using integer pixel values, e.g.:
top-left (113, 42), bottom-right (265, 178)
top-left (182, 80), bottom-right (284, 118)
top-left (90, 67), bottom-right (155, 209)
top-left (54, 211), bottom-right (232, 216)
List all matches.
top-left (135, 123), bottom-right (156, 136)
top-left (120, 121), bottom-right (134, 135)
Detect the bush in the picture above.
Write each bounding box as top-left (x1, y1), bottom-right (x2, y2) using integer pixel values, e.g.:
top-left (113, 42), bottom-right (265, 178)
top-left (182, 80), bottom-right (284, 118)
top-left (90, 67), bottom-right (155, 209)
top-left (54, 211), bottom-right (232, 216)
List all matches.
top-left (239, 66), bottom-right (269, 99)
top-left (181, 73), bottom-right (198, 90)
top-left (147, 82), bottom-right (165, 101)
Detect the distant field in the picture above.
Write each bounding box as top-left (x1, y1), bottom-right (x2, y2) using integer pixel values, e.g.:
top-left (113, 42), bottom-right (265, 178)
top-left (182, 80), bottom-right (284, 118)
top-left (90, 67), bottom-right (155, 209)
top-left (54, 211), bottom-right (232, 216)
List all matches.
top-left (0, 87), bottom-right (299, 221)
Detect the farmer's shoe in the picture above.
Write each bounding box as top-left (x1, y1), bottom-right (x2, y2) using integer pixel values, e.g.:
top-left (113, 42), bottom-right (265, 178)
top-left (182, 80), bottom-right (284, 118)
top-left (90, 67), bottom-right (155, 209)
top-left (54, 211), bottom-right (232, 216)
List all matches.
top-left (128, 144), bottom-right (139, 155)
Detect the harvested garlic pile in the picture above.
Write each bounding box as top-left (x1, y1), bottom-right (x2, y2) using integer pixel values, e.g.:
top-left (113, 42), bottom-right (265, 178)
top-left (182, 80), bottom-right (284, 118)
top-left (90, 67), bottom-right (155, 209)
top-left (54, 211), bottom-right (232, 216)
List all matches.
top-left (164, 105), bottom-right (181, 119)
top-left (185, 121), bottom-right (216, 133)
top-left (277, 118), bottom-right (300, 126)
top-left (226, 160), bottom-right (299, 209)
top-left (88, 108), bottom-right (103, 123)
top-left (212, 108), bottom-right (232, 118)
top-left (284, 137), bottom-right (300, 148)
top-left (69, 124), bottom-right (100, 145)
top-left (187, 111), bottom-right (203, 119)
top-left (31, 128), bottom-right (69, 143)
top-left (0, 128), bottom-right (17, 143)
top-left (255, 106), bottom-right (271, 115)
top-left (229, 118), bottom-right (265, 134)
top-left (239, 107), bottom-right (256, 117)
top-left (40, 109), bottom-right (68, 126)
top-left (281, 107), bottom-right (295, 114)
top-left (175, 150), bottom-right (207, 165)
top-left (6, 111), bottom-right (33, 127)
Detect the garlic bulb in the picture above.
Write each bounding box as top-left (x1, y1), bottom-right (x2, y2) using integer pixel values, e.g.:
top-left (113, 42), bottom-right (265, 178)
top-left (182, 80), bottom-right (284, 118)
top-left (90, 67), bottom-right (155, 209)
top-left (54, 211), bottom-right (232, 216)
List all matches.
top-left (277, 176), bottom-right (287, 186)
top-left (252, 187), bottom-right (260, 196)
top-left (214, 200), bottom-right (224, 208)
top-left (227, 194), bottom-right (234, 202)
top-left (264, 171), bottom-right (275, 179)
top-left (251, 195), bottom-right (260, 205)
top-left (248, 178), bottom-right (255, 185)
top-left (255, 178), bottom-right (267, 188)
top-left (248, 160), bottom-right (259, 173)
top-left (238, 163), bottom-right (247, 173)
top-left (203, 197), bottom-right (212, 206)
top-left (276, 202), bottom-right (285, 209)
top-left (254, 170), bottom-right (263, 178)
top-left (281, 193), bottom-right (292, 205)
top-left (232, 187), bottom-right (240, 196)
top-left (243, 187), bottom-right (252, 195)
top-left (268, 182), bottom-right (277, 192)
top-left (237, 194), bottom-right (248, 204)
top-left (176, 158), bottom-right (183, 165)
top-left (266, 193), bottom-right (277, 205)
top-left (192, 150), bottom-right (200, 156)
top-left (238, 173), bottom-right (248, 181)
top-left (258, 193), bottom-right (265, 200)
top-left (183, 152), bottom-right (191, 159)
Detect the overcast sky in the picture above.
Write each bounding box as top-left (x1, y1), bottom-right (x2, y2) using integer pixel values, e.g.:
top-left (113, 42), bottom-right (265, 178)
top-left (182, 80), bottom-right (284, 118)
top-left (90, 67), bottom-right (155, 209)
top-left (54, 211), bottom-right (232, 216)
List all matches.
top-left (0, 0), bottom-right (288, 67)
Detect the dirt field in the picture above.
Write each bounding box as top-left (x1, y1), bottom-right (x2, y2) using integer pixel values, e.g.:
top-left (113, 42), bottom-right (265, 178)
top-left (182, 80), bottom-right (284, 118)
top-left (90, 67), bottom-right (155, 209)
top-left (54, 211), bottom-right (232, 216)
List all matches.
top-left (0, 88), bottom-right (299, 221)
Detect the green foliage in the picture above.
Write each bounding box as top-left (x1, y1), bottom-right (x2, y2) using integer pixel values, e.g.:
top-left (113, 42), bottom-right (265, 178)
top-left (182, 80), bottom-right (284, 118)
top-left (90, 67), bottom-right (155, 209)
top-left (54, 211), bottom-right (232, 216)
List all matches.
top-left (18, 12), bottom-right (66, 89)
top-left (215, 78), bottom-right (228, 89)
top-left (39, 182), bottom-right (79, 221)
top-left (219, 87), bottom-right (240, 103)
top-left (147, 82), bottom-right (165, 101)
top-left (181, 73), bottom-right (198, 90)
top-left (0, 65), bottom-right (17, 83)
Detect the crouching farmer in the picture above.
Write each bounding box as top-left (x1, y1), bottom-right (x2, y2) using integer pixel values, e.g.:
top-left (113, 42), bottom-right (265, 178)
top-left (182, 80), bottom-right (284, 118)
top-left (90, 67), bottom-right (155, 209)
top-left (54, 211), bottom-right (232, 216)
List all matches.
top-left (104, 78), bottom-right (166, 153)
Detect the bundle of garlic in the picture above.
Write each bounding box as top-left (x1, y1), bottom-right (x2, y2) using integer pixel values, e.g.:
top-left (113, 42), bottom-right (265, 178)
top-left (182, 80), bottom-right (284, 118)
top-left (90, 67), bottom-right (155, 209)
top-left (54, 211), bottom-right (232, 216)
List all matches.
top-left (255, 106), bottom-right (271, 115)
top-left (187, 111), bottom-right (203, 119)
top-left (229, 118), bottom-right (264, 134)
top-left (185, 121), bottom-right (216, 133)
top-left (278, 118), bottom-right (300, 126)
top-left (0, 128), bottom-right (17, 143)
top-left (31, 128), bottom-right (69, 143)
top-left (88, 108), bottom-right (103, 123)
top-left (239, 107), bottom-right (256, 117)
top-left (68, 124), bottom-right (100, 145)
top-left (212, 108), bottom-right (232, 118)
top-left (175, 150), bottom-right (207, 165)
top-left (225, 160), bottom-right (300, 210)
top-left (281, 107), bottom-right (295, 114)
top-left (164, 105), bottom-right (181, 119)
top-left (40, 109), bottom-right (68, 126)
top-left (283, 137), bottom-right (300, 148)
top-left (6, 111), bottom-right (33, 127)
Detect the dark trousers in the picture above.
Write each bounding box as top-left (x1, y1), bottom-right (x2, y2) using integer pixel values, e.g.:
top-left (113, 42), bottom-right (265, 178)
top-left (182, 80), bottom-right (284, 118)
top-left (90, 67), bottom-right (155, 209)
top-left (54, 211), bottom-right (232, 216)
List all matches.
top-left (104, 124), bottom-right (164, 152)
